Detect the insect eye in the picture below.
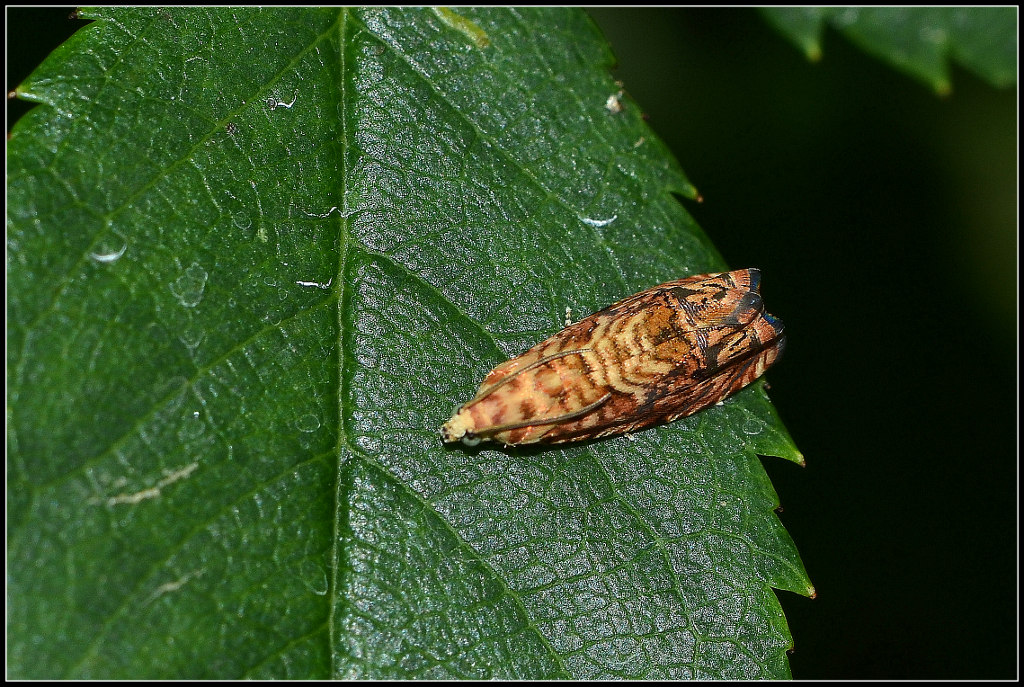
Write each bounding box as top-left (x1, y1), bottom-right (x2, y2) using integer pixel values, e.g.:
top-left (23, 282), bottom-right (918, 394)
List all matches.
top-left (738, 291), bottom-right (763, 312)
top-left (461, 432), bottom-right (481, 447)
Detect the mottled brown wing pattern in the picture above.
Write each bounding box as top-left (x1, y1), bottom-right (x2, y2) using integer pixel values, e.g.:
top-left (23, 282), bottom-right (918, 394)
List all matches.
top-left (440, 268), bottom-right (785, 446)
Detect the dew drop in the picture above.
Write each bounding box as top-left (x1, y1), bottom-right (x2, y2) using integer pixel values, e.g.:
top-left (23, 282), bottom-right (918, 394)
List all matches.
top-left (170, 262), bottom-right (209, 308)
top-left (232, 211), bottom-right (252, 230)
top-left (89, 241), bottom-right (127, 263)
top-left (742, 419), bottom-right (765, 435)
top-left (296, 414), bottom-right (321, 433)
top-left (178, 325), bottom-right (205, 353)
top-left (298, 559), bottom-right (328, 596)
top-left (178, 409), bottom-right (206, 441)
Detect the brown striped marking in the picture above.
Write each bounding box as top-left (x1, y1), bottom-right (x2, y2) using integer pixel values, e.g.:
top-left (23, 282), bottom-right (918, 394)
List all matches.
top-left (440, 268), bottom-right (785, 446)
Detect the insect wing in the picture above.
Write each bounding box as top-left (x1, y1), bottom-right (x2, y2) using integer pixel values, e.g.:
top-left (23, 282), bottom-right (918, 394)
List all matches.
top-left (440, 269), bottom-right (785, 446)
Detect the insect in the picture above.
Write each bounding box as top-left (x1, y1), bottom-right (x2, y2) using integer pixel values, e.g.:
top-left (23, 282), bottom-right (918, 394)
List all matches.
top-left (440, 268), bottom-right (785, 446)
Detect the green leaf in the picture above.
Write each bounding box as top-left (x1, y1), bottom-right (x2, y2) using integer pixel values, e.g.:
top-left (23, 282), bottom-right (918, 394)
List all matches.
top-left (761, 7), bottom-right (1017, 94)
top-left (7, 7), bottom-right (811, 679)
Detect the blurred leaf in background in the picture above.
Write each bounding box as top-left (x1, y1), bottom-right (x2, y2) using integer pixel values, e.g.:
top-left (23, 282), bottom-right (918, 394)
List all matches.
top-left (761, 7), bottom-right (1016, 94)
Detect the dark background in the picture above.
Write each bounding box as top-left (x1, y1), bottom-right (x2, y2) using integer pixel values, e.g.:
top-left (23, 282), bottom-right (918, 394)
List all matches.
top-left (8, 7), bottom-right (1017, 680)
top-left (587, 8), bottom-right (1017, 680)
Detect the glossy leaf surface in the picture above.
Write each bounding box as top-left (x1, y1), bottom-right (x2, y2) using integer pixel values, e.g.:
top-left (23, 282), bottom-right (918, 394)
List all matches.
top-left (7, 7), bottom-right (810, 679)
